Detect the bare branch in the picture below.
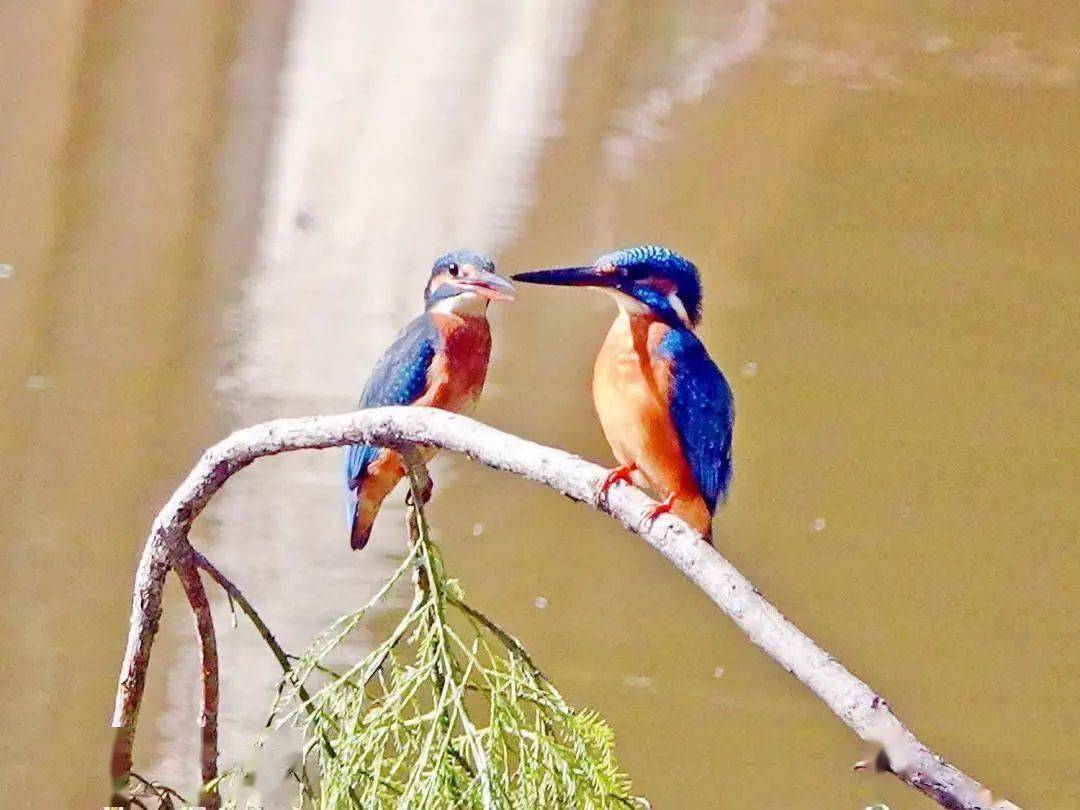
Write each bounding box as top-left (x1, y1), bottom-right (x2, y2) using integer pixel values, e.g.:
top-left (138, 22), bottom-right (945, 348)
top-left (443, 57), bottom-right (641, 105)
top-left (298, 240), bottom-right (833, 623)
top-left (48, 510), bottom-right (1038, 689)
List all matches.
top-left (192, 552), bottom-right (310, 705)
top-left (111, 406), bottom-right (1018, 810)
top-left (176, 561), bottom-right (220, 810)
top-left (193, 551), bottom-right (365, 808)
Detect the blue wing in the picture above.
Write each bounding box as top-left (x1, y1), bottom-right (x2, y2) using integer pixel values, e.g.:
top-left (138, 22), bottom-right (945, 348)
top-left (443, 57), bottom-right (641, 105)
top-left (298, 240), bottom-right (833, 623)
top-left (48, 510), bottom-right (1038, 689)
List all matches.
top-left (344, 314), bottom-right (438, 492)
top-left (658, 327), bottom-right (734, 513)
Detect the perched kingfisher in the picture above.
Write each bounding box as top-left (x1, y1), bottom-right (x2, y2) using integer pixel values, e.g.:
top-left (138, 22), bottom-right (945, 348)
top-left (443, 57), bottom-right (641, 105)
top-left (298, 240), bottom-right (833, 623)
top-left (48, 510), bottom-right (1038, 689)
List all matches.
top-left (345, 251), bottom-right (515, 549)
top-left (513, 245), bottom-right (733, 543)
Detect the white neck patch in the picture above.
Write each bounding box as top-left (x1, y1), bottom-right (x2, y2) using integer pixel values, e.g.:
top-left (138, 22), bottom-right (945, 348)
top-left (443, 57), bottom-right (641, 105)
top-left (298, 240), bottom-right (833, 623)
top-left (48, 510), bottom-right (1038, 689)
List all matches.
top-left (666, 292), bottom-right (693, 329)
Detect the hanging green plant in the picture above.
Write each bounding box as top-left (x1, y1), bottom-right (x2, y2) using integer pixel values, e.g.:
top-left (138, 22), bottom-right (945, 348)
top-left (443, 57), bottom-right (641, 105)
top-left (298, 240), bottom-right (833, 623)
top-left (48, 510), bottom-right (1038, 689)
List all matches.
top-left (219, 469), bottom-right (645, 810)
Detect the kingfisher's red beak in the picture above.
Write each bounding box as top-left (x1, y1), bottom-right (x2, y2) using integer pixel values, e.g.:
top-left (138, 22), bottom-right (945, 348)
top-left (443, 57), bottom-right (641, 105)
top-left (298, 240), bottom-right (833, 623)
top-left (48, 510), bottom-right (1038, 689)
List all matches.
top-left (455, 272), bottom-right (516, 301)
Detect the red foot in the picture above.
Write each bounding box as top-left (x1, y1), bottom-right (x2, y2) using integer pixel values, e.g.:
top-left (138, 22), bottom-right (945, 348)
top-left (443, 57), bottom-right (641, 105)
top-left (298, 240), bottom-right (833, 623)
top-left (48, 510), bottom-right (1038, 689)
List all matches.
top-left (642, 493), bottom-right (677, 528)
top-left (597, 462), bottom-right (637, 502)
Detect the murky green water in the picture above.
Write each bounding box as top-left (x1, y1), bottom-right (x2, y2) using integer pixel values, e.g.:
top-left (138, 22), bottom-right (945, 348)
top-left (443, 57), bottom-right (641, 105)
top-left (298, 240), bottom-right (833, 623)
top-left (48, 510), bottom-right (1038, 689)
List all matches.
top-left (1, 2), bottom-right (1076, 807)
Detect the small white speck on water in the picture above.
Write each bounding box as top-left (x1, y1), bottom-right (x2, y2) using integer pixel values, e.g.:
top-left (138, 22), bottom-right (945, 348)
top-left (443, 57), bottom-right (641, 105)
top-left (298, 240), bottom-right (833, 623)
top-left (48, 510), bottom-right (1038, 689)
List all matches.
top-left (864, 803), bottom-right (890, 810)
top-left (713, 666), bottom-right (725, 679)
top-left (812, 517), bottom-right (827, 532)
top-left (921, 33), bottom-right (952, 54)
top-left (0, 263), bottom-right (13, 279)
top-left (622, 674), bottom-right (653, 689)
top-left (899, 504), bottom-right (912, 519)
top-left (471, 523), bottom-right (484, 536)
top-left (533, 596), bottom-right (548, 610)
top-left (25, 375), bottom-right (52, 390)
top-left (740, 361), bottom-right (758, 378)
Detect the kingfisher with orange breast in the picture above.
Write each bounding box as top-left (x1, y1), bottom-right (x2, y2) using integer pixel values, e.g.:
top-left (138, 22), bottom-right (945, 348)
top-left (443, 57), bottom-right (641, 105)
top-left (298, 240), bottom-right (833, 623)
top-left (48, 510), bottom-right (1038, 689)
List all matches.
top-left (514, 245), bottom-right (733, 543)
top-left (345, 250), bottom-right (514, 550)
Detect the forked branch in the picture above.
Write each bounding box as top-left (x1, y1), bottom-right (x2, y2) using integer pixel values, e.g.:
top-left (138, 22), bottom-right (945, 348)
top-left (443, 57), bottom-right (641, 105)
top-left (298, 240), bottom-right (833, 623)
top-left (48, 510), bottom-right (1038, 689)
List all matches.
top-left (175, 562), bottom-right (220, 810)
top-left (110, 406), bottom-right (1018, 810)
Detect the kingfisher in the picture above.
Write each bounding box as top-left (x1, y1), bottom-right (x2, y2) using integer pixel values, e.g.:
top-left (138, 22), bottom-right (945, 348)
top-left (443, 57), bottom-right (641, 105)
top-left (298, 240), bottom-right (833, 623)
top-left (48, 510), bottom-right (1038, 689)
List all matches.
top-left (344, 250), bottom-right (515, 550)
top-left (513, 245), bottom-right (733, 543)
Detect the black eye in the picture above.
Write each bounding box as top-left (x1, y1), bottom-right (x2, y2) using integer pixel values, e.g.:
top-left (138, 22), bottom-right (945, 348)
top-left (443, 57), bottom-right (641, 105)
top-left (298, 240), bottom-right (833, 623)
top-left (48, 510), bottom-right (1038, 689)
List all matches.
top-left (447, 263), bottom-right (460, 277)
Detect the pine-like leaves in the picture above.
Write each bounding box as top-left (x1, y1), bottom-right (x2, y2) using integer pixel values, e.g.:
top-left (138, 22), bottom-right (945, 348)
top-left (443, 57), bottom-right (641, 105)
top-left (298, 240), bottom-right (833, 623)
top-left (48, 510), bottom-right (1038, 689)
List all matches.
top-left (227, 488), bottom-right (645, 809)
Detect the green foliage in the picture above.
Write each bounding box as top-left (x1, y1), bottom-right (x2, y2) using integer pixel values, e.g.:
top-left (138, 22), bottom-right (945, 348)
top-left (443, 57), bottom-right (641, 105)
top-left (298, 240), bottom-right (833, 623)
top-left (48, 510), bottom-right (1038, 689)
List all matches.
top-left (230, 482), bottom-right (646, 809)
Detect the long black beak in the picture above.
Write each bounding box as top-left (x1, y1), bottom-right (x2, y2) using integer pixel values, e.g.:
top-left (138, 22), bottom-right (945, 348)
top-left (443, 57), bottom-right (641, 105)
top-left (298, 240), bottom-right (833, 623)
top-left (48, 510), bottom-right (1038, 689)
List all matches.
top-left (511, 265), bottom-right (618, 288)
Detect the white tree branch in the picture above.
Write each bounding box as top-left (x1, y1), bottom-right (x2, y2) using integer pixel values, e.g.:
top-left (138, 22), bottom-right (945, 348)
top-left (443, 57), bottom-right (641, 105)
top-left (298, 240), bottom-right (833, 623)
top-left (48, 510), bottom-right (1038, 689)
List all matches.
top-left (110, 406), bottom-right (1018, 810)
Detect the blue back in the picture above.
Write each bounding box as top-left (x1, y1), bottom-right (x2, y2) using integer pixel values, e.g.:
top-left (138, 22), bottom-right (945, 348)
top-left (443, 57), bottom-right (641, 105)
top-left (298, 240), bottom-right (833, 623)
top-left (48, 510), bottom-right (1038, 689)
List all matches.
top-left (344, 314), bottom-right (438, 490)
top-left (657, 326), bottom-right (734, 512)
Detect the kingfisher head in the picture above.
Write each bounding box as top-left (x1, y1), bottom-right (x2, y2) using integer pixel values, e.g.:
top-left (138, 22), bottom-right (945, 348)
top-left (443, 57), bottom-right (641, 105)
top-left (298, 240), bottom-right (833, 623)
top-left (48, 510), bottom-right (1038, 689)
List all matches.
top-left (512, 244), bottom-right (702, 328)
top-left (424, 250), bottom-right (515, 313)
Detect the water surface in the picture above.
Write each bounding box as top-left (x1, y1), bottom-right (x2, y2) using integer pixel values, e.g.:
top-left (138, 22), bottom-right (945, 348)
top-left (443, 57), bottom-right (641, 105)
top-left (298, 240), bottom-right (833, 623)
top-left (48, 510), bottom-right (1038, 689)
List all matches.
top-left (0, 1), bottom-right (1076, 807)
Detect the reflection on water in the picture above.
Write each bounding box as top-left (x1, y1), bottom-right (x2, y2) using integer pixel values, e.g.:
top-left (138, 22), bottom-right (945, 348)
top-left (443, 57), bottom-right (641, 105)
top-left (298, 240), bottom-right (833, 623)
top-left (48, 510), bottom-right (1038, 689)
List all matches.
top-left (1, 1), bottom-right (1077, 807)
top-left (155, 0), bottom-right (590, 800)
top-left (603, 1), bottom-right (772, 175)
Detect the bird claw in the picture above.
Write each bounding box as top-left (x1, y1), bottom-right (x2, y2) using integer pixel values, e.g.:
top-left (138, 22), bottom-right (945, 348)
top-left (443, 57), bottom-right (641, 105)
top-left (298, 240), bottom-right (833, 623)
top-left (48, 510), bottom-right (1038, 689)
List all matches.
top-left (596, 462), bottom-right (637, 505)
top-left (641, 494), bottom-right (676, 529)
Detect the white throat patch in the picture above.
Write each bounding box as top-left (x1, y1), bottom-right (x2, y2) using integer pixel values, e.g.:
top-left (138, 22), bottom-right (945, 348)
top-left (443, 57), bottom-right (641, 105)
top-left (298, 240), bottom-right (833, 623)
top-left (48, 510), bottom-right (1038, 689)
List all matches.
top-left (607, 289), bottom-right (651, 315)
top-left (607, 288), bottom-right (693, 328)
top-left (431, 291), bottom-right (489, 317)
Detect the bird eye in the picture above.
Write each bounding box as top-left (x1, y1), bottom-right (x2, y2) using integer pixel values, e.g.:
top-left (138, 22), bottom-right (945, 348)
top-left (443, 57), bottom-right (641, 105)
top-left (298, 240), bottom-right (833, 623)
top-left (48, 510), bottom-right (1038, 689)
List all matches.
top-left (447, 263), bottom-right (460, 278)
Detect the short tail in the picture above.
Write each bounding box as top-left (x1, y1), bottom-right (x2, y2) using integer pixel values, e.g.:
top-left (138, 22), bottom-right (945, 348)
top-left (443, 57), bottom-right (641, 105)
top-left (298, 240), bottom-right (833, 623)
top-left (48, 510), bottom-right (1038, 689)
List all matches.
top-left (346, 488), bottom-right (378, 550)
top-left (672, 492), bottom-right (714, 545)
top-left (346, 454), bottom-right (405, 550)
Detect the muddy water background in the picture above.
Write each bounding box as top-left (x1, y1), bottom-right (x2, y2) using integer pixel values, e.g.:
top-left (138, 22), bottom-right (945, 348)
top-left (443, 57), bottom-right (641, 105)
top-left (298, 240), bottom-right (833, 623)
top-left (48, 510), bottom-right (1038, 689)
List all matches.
top-left (1, 2), bottom-right (1077, 808)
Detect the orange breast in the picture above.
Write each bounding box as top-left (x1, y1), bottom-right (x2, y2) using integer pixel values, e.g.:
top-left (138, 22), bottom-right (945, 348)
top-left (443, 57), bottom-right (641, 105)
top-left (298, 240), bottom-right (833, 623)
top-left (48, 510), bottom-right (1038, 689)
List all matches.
top-left (421, 313), bottom-right (492, 415)
top-left (593, 311), bottom-right (705, 519)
